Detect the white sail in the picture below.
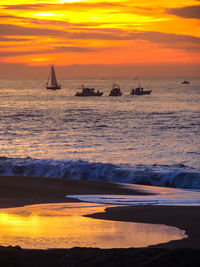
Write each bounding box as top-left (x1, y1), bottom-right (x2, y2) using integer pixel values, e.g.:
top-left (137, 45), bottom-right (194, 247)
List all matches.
top-left (46, 65), bottom-right (61, 90)
top-left (51, 65), bottom-right (58, 86)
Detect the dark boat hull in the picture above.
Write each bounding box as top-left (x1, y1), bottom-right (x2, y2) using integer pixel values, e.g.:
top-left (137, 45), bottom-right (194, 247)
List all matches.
top-left (131, 90), bottom-right (152, 95)
top-left (46, 86), bottom-right (61, 90)
top-left (75, 92), bottom-right (103, 97)
top-left (109, 93), bottom-right (122, 96)
top-left (181, 81), bottom-right (190, 84)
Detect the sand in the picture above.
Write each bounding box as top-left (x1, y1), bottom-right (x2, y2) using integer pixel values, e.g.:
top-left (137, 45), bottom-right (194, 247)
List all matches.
top-left (0, 175), bottom-right (148, 208)
top-left (0, 175), bottom-right (200, 266)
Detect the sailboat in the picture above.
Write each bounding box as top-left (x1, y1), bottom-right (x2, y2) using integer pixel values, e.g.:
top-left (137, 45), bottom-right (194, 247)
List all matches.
top-left (46, 65), bottom-right (61, 90)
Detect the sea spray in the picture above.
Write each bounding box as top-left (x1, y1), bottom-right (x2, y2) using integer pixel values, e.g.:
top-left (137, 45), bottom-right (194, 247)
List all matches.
top-left (0, 157), bottom-right (199, 190)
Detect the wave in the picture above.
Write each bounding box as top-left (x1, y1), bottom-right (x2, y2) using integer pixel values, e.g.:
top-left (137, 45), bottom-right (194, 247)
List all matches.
top-left (0, 157), bottom-right (200, 190)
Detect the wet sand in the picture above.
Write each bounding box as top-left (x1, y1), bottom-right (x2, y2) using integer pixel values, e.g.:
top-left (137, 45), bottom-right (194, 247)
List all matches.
top-left (0, 175), bottom-right (200, 266)
top-left (0, 175), bottom-right (147, 208)
top-left (88, 205), bottom-right (200, 249)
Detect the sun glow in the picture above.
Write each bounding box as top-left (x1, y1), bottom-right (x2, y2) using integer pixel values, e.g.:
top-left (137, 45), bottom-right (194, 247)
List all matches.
top-left (59, 0), bottom-right (86, 3)
top-left (34, 12), bottom-right (64, 17)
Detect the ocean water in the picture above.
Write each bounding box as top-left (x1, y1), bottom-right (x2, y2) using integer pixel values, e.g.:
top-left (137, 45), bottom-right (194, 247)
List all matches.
top-left (0, 77), bottom-right (199, 189)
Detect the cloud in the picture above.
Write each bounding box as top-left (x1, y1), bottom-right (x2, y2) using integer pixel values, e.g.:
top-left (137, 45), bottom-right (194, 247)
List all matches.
top-left (1, 2), bottom-right (125, 11)
top-left (0, 13), bottom-right (69, 26)
top-left (131, 31), bottom-right (200, 45)
top-left (0, 22), bottom-right (200, 57)
top-left (0, 46), bottom-right (99, 58)
top-left (0, 13), bottom-right (104, 28)
top-left (0, 23), bottom-right (64, 37)
top-left (0, 23), bottom-right (131, 40)
top-left (1, 4), bottom-right (46, 10)
top-left (127, 31), bottom-right (200, 53)
top-left (167, 6), bottom-right (200, 19)
top-left (0, 37), bottom-right (30, 42)
top-left (65, 29), bottom-right (200, 48)
top-left (1, 21), bottom-right (200, 44)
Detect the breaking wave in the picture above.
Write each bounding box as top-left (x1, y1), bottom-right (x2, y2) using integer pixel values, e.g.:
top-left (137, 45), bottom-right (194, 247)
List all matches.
top-left (0, 157), bottom-right (200, 190)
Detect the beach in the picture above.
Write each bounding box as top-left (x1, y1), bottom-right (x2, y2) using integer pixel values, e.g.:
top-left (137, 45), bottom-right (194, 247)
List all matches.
top-left (0, 175), bottom-right (147, 208)
top-left (1, 0), bottom-right (200, 264)
top-left (0, 175), bottom-right (200, 266)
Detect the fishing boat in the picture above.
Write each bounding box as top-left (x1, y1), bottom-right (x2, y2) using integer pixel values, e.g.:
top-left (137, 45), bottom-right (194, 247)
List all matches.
top-left (109, 84), bottom-right (122, 96)
top-left (181, 80), bottom-right (190, 84)
top-left (75, 84), bottom-right (104, 96)
top-left (131, 83), bottom-right (152, 95)
top-left (46, 65), bottom-right (61, 90)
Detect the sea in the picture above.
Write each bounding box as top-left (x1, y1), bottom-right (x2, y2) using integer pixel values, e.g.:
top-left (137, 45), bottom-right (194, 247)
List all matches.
top-left (0, 77), bottom-right (199, 190)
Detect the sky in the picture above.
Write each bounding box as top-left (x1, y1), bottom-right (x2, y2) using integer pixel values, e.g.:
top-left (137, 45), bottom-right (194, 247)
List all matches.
top-left (0, 0), bottom-right (200, 78)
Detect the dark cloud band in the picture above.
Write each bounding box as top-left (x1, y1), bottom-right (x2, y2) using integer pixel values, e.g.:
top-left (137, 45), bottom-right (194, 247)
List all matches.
top-left (167, 6), bottom-right (200, 19)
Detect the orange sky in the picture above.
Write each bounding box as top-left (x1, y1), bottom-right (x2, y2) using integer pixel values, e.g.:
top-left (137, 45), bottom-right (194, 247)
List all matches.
top-left (0, 0), bottom-right (200, 77)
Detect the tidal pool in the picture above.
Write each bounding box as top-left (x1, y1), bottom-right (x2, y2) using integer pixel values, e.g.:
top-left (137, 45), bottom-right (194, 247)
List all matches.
top-left (0, 203), bottom-right (187, 249)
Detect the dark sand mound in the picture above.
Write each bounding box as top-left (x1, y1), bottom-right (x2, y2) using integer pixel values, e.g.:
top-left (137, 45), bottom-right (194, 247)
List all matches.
top-left (0, 246), bottom-right (200, 267)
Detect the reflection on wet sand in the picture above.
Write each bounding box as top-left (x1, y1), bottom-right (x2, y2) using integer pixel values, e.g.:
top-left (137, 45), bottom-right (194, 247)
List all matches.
top-left (0, 203), bottom-right (187, 249)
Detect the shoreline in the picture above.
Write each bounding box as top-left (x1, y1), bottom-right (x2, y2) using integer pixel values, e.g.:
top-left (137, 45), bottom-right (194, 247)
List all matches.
top-left (0, 175), bottom-right (200, 266)
top-left (87, 205), bottom-right (200, 249)
top-left (0, 175), bottom-right (200, 249)
top-left (0, 175), bottom-right (148, 209)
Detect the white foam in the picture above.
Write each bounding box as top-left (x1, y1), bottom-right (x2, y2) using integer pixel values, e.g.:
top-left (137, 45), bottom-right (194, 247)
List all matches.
top-left (0, 157), bottom-right (200, 189)
top-left (68, 184), bottom-right (200, 206)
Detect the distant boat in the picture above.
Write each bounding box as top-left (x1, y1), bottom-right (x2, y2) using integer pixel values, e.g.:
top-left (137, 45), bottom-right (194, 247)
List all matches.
top-left (131, 83), bottom-right (152, 95)
top-left (109, 84), bottom-right (122, 96)
top-left (181, 80), bottom-right (190, 84)
top-left (46, 65), bottom-right (61, 90)
top-left (75, 84), bottom-right (104, 96)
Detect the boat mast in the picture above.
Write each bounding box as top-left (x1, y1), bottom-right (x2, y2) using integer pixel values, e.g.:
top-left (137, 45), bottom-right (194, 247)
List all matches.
top-left (47, 67), bottom-right (51, 86)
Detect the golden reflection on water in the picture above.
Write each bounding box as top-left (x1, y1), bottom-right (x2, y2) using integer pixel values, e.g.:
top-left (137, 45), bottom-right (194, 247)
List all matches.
top-left (0, 203), bottom-right (186, 249)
